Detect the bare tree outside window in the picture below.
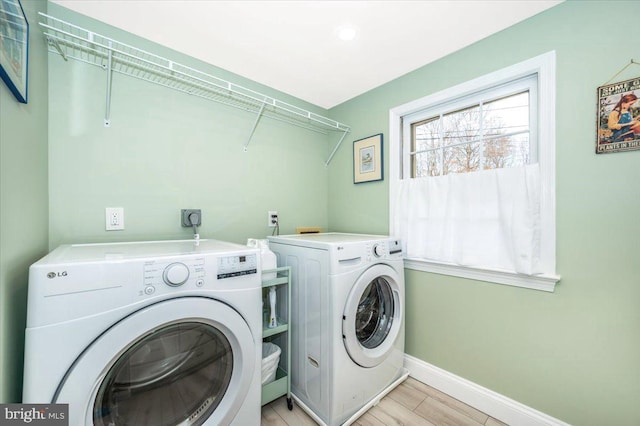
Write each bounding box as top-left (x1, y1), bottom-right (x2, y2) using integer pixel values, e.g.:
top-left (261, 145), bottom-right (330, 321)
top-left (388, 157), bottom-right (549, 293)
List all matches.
top-left (411, 91), bottom-right (530, 178)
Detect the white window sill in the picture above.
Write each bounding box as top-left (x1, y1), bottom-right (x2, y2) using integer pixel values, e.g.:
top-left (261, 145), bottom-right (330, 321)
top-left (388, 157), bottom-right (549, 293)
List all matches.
top-left (404, 258), bottom-right (561, 292)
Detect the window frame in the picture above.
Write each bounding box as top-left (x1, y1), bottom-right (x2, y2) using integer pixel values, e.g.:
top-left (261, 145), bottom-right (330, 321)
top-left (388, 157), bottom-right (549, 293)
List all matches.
top-left (389, 51), bottom-right (560, 292)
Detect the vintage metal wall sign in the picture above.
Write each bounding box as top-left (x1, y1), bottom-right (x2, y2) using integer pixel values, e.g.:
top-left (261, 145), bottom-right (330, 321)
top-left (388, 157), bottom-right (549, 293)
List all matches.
top-left (596, 76), bottom-right (640, 154)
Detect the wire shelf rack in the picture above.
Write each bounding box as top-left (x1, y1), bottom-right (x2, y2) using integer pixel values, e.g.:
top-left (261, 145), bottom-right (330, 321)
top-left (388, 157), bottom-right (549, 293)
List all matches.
top-left (39, 13), bottom-right (350, 165)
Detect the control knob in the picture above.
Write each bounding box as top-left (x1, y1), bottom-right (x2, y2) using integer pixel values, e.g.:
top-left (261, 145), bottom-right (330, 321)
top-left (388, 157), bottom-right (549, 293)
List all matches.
top-left (163, 262), bottom-right (190, 286)
top-left (373, 244), bottom-right (384, 257)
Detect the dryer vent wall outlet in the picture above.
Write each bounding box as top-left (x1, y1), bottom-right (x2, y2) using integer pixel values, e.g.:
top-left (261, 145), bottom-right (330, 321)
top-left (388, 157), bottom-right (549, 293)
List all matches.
top-left (181, 209), bottom-right (202, 227)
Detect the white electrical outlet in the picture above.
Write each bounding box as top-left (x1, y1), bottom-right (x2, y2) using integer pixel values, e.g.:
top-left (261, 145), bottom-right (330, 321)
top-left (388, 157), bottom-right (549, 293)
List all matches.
top-left (106, 207), bottom-right (124, 231)
top-left (268, 211), bottom-right (278, 227)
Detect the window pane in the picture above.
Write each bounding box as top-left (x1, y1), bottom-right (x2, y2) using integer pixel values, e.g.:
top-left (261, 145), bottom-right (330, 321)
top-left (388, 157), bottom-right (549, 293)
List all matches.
top-left (483, 134), bottom-right (530, 169)
top-left (408, 88), bottom-right (532, 177)
top-left (442, 105), bottom-right (480, 146)
top-left (412, 152), bottom-right (441, 177)
top-left (412, 117), bottom-right (440, 152)
top-left (482, 91), bottom-right (530, 169)
top-left (483, 92), bottom-right (529, 138)
top-left (444, 143), bottom-right (480, 174)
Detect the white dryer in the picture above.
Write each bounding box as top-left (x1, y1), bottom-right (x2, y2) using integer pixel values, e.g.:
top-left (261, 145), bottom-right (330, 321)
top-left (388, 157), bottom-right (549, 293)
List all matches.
top-left (23, 239), bottom-right (262, 426)
top-left (268, 233), bottom-right (408, 426)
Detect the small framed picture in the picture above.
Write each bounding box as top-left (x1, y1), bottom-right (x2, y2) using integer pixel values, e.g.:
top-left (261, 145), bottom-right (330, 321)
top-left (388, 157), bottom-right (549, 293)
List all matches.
top-left (353, 133), bottom-right (383, 184)
top-left (0, 0), bottom-right (29, 103)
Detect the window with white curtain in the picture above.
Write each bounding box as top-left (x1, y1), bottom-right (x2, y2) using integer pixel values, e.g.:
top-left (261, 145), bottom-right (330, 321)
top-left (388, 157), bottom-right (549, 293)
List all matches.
top-left (389, 52), bottom-right (560, 291)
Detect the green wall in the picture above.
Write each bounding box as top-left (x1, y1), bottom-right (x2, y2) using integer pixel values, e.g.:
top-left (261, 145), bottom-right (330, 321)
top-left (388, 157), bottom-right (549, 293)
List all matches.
top-left (0, 0), bottom-right (49, 403)
top-left (328, 1), bottom-right (640, 425)
top-left (47, 3), bottom-right (333, 249)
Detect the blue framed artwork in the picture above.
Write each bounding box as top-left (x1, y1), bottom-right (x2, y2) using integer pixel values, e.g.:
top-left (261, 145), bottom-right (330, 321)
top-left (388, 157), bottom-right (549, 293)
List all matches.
top-left (0, 0), bottom-right (28, 103)
top-left (353, 133), bottom-right (383, 184)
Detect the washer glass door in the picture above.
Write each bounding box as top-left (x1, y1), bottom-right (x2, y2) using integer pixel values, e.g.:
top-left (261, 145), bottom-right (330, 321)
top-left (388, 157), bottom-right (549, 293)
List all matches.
top-left (54, 297), bottom-right (256, 426)
top-left (342, 264), bottom-right (403, 368)
top-left (94, 322), bottom-right (232, 426)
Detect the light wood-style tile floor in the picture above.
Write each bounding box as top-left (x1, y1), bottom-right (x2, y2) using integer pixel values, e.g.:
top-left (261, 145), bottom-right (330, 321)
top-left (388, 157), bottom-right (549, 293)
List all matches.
top-left (261, 377), bottom-right (508, 426)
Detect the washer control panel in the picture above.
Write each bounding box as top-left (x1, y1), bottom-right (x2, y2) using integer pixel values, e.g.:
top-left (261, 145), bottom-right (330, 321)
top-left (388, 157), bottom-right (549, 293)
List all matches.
top-left (163, 262), bottom-right (190, 286)
top-left (140, 253), bottom-right (257, 297)
top-left (217, 253), bottom-right (257, 279)
top-left (144, 257), bottom-right (205, 291)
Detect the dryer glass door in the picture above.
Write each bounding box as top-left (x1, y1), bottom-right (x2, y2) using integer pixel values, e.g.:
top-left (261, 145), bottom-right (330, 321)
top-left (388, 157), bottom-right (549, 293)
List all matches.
top-left (93, 322), bottom-right (232, 426)
top-left (343, 264), bottom-right (403, 368)
top-left (356, 277), bottom-right (395, 349)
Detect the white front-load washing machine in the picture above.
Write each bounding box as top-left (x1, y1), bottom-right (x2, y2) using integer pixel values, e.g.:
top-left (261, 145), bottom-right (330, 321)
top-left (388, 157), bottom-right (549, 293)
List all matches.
top-left (23, 239), bottom-right (263, 426)
top-left (268, 233), bottom-right (408, 426)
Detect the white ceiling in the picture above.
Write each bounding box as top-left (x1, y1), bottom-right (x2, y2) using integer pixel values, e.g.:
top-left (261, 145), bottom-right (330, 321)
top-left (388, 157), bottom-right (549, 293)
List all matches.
top-left (51, 0), bottom-right (563, 109)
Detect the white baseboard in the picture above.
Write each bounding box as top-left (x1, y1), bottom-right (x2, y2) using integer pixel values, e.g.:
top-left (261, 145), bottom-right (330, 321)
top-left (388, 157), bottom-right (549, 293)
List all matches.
top-left (404, 354), bottom-right (569, 426)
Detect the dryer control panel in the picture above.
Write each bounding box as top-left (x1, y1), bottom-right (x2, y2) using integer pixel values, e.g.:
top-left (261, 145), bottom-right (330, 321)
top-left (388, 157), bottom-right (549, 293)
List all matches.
top-left (372, 239), bottom-right (402, 258)
top-left (330, 239), bottom-right (403, 273)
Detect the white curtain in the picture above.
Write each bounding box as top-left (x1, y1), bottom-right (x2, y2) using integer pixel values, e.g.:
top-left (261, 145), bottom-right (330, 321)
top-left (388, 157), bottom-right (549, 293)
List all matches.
top-left (391, 164), bottom-right (541, 275)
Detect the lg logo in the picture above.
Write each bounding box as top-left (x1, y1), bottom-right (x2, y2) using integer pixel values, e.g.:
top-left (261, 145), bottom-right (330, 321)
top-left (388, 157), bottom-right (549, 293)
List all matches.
top-left (47, 271), bottom-right (68, 279)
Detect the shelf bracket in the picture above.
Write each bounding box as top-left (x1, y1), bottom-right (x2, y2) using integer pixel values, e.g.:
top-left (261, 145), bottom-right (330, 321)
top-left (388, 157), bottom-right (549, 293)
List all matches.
top-left (45, 36), bottom-right (67, 61)
top-left (325, 129), bottom-right (350, 167)
top-left (103, 41), bottom-right (113, 127)
top-left (243, 101), bottom-right (266, 152)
